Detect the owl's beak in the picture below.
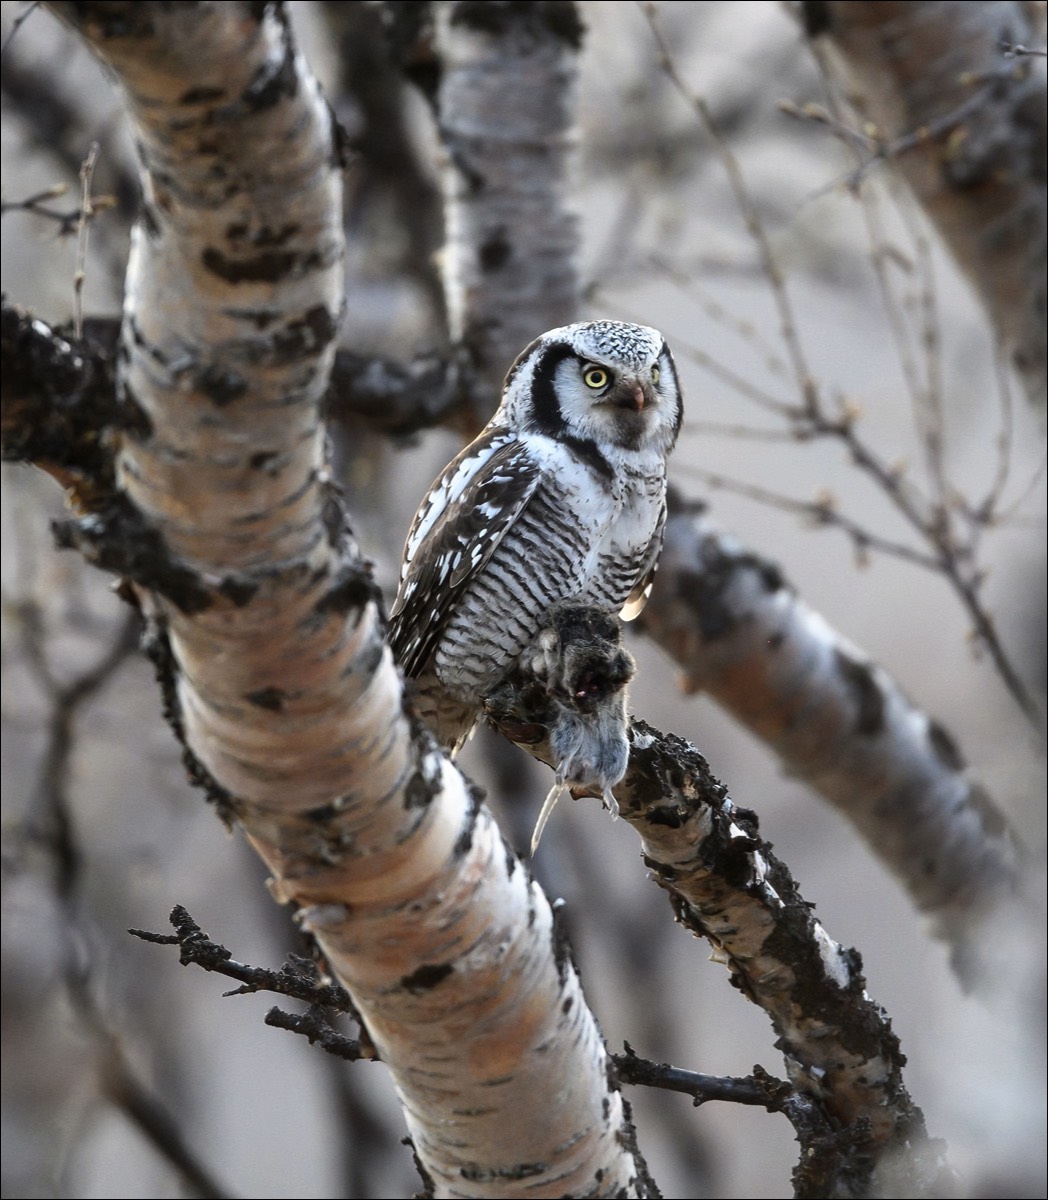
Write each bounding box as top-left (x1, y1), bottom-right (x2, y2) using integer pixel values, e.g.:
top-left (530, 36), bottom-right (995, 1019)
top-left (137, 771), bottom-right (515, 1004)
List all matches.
top-left (610, 379), bottom-right (653, 413)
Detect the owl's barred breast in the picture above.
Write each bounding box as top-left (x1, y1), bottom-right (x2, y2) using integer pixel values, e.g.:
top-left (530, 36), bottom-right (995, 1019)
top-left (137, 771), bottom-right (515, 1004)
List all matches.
top-left (433, 459), bottom-right (665, 698)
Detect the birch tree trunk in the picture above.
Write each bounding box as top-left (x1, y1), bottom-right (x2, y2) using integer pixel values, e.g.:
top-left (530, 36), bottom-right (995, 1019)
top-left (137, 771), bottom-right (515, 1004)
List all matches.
top-left (37, 4), bottom-right (646, 1196)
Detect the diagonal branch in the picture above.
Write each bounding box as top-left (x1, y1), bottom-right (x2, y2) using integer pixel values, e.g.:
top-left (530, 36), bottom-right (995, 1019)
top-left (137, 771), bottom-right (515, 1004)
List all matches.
top-left (641, 490), bottom-right (1026, 987)
top-left (484, 647), bottom-right (955, 1199)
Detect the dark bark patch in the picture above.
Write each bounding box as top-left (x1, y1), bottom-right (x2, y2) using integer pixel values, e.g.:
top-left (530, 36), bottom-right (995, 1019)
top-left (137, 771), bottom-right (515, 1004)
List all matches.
top-left (460, 1163), bottom-right (547, 1184)
top-left (675, 566), bottom-right (736, 641)
top-left (403, 761), bottom-right (439, 812)
top-left (834, 649), bottom-right (885, 737)
top-left (216, 574), bottom-right (260, 607)
top-left (314, 560), bottom-right (382, 618)
top-left (179, 85), bottom-right (226, 105)
top-left (321, 478), bottom-right (353, 550)
top-left (196, 362), bottom-right (248, 406)
top-left (449, 1), bottom-right (584, 51)
top-left (245, 686), bottom-right (287, 711)
top-left (201, 246), bottom-right (324, 284)
top-left (616, 1097), bottom-right (660, 1200)
top-left (1, 302), bottom-right (123, 497)
top-left (927, 718), bottom-right (965, 772)
top-left (756, 558), bottom-right (785, 593)
top-left (355, 634), bottom-right (385, 676)
top-left (301, 797), bottom-right (350, 823)
top-left (143, 617), bottom-right (239, 825)
top-left (224, 307), bottom-right (281, 331)
top-left (550, 896), bottom-right (574, 983)
top-left (52, 495), bottom-right (213, 614)
top-left (249, 449), bottom-right (286, 472)
top-left (117, 382), bottom-right (154, 440)
top-left (642, 854), bottom-right (680, 883)
top-left (479, 227), bottom-right (511, 272)
top-left (271, 304), bottom-right (339, 362)
top-left (224, 222), bottom-right (301, 247)
top-left (400, 961), bottom-right (453, 993)
top-left (243, 17), bottom-right (299, 110)
top-left (126, 315), bottom-right (178, 371)
top-left (666, 504), bottom-right (787, 643)
top-left (799, 1), bottom-right (833, 37)
top-left (452, 780), bottom-right (485, 858)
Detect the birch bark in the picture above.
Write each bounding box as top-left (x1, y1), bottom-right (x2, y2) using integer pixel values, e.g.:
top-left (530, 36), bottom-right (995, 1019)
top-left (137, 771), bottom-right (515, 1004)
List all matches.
top-left (640, 492), bottom-right (1025, 987)
top-left (435, 0), bottom-right (583, 422)
top-left (39, 4), bottom-right (646, 1195)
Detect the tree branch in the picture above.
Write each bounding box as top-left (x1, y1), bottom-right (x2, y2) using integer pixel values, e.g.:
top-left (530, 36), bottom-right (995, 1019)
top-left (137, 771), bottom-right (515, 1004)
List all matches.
top-left (7, 599), bottom-right (231, 1199)
top-left (484, 633), bottom-right (955, 1199)
top-left (640, 490), bottom-right (1026, 988)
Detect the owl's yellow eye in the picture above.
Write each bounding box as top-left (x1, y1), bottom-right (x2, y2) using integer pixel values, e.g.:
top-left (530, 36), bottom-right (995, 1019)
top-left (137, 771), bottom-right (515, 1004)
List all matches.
top-left (651, 365), bottom-right (660, 386)
top-left (582, 366), bottom-right (610, 390)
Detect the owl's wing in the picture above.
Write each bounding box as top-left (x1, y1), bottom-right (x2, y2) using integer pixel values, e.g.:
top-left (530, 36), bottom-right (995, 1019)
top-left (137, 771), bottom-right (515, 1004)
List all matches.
top-left (389, 428), bottom-right (545, 678)
top-left (619, 497), bottom-right (667, 622)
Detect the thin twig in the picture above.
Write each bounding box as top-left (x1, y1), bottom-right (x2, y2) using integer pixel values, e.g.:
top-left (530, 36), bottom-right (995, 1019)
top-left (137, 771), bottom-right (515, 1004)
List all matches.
top-left (0, 0), bottom-right (40, 55)
top-left (678, 463), bottom-right (942, 570)
top-left (131, 905), bottom-right (359, 1015)
top-left (682, 420), bottom-right (808, 443)
top-left (613, 1046), bottom-right (793, 1110)
top-left (976, 344), bottom-right (1018, 528)
top-left (264, 1005), bottom-right (374, 1062)
top-left (648, 251), bottom-right (792, 379)
top-left (609, 293), bottom-right (799, 417)
top-left (781, 79), bottom-right (1000, 202)
top-left (74, 142), bottom-right (100, 340)
top-left (898, 194), bottom-right (949, 512)
top-left (643, 19), bottom-right (1045, 730)
top-left (999, 41), bottom-right (1048, 58)
top-left (0, 183), bottom-right (84, 234)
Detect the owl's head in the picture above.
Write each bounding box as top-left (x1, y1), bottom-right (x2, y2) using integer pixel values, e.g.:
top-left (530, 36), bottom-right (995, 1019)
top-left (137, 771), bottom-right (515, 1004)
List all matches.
top-left (500, 320), bottom-right (683, 455)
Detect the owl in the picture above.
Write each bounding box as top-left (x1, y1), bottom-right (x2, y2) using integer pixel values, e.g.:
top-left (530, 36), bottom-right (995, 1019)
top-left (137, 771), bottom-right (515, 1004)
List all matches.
top-left (388, 320), bottom-right (683, 752)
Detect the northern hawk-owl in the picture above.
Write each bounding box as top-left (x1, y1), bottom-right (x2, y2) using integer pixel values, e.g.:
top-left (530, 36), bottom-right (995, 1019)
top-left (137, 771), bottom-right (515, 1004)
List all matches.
top-left (389, 320), bottom-right (683, 783)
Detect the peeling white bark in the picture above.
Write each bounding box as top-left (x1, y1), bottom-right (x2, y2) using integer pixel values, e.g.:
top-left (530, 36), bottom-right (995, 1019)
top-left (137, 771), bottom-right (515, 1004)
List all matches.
top-left (47, 4), bottom-right (646, 1195)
